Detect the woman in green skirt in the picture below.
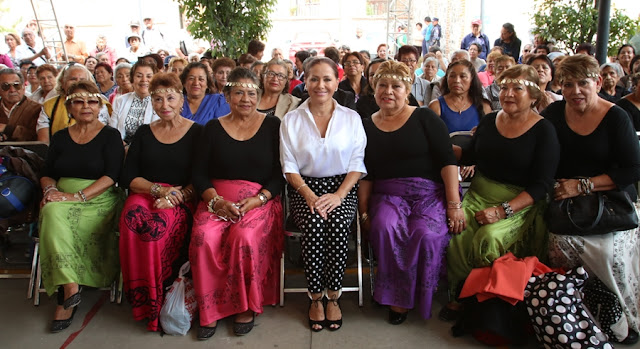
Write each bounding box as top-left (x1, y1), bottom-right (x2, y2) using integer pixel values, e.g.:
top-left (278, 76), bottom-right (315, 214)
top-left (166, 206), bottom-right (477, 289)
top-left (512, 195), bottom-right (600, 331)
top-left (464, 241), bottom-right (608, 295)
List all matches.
top-left (39, 80), bottom-right (125, 333)
top-left (440, 65), bottom-right (560, 321)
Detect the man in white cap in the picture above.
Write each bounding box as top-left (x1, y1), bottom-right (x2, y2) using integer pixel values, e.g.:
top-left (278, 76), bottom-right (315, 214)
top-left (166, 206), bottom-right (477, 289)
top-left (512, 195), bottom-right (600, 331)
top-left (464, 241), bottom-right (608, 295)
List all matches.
top-left (125, 20), bottom-right (142, 48)
top-left (124, 34), bottom-right (147, 63)
top-left (461, 19), bottom-right (490, 60)
top-left (141, 16), bottom-right (168, 53)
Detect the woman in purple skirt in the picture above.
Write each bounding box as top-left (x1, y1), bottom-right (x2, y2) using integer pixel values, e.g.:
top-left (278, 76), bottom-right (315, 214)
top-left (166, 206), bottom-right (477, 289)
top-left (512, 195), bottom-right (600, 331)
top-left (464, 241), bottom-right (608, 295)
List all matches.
top-left (357, 60), bottom-right (464, 324)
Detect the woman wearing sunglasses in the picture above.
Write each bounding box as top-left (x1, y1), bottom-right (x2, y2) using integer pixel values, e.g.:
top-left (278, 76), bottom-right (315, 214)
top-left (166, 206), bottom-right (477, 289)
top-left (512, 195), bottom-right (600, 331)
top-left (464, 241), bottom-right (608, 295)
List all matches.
top-left (190, 67), bottom-right (284, 340)
top-left (39, 81), bottom-right (125, 333)
top-left (256, 59), bottom-right (300, 119)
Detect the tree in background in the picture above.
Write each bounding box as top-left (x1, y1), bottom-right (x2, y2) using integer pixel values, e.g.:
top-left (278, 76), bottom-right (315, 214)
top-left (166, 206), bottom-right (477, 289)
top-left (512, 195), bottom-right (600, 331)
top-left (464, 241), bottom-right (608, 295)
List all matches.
top-left (532, 0), bottom-right (639, 56)
top-left (176, 0), bottom-right (277, 58)
top-left (0, 0), bottom-right (22, 33)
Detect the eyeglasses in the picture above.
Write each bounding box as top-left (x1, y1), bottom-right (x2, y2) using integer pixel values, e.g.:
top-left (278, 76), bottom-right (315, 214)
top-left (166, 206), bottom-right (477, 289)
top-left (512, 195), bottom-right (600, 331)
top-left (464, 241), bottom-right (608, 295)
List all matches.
top-left (1, 82), bottom-right (22, 91)
top-left (400, 59), bottom-right (417, 65)
top-left (344, 60), bottom-right (361, 67)
top-left (264, 71), bottom-right (286, 80)
top-left (70, 98), bottom-right (100, 107)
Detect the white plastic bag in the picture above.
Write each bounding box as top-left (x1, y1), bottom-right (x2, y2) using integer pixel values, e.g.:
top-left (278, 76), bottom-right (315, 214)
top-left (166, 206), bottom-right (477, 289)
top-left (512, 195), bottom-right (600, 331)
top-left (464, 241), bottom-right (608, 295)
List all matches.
top-left (160, 261), bottom-right (197, 335)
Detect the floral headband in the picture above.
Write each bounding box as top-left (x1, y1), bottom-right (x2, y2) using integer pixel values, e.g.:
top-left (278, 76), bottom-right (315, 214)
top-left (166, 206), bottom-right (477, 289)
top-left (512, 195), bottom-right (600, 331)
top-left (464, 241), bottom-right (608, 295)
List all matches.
top-left (498, 79), bottom-right (541, 90)
top-left (225, 82), bottom-right (259, 89)
top-left (373, 73), bottom-right (413, 82)
top-left (66, 92), bottom-right (101, 101)
top-left (150, 88), bottom-right (180, 95)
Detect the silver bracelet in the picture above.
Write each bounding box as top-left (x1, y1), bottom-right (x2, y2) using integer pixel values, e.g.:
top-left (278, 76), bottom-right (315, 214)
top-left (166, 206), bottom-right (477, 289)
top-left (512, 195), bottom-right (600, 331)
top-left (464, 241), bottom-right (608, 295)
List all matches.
top-left (257, 192), bottom-right (268, 206)
top-left (501, 201), bottom-right (514, 218)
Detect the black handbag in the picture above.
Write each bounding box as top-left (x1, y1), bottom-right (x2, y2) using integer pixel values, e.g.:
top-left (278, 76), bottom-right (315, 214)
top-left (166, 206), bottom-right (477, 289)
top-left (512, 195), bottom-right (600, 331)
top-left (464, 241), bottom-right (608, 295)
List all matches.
top-left (0, 172), bottom-right (35, 219)
top-left (546, 190), bottom-right (639, 236)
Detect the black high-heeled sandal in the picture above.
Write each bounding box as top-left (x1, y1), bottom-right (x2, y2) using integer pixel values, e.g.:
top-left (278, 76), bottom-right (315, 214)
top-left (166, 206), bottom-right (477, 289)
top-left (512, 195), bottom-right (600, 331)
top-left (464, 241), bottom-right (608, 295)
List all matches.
top-left (308, 294), bottom-right (325, 332)
top-left (51, 287), bottom-right (78, 333)
top-left (326, 292), bottom-right (342, 331)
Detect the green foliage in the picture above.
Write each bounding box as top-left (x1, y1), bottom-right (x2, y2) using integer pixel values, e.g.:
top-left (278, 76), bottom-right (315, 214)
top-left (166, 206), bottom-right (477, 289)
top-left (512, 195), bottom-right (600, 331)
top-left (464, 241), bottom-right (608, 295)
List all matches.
top-left (0, 0), bottom-right (22, 33)
top-left (175, 0), bottom-right (277, 58)
top-left (531, 0), bottom-right (640, 56)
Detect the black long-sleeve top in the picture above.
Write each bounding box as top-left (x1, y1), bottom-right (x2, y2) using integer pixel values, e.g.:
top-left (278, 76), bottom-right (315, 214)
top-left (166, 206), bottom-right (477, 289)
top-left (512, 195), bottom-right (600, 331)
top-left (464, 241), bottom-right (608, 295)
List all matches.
top-left (362, 108), bottom-right (457, 183)
top-left (542, 101), bottom-right (640, 200)
top-left (43, 126), bottom-right (124, 182)
top-left (460, 112), bottom-right (560, 201)
top-left (120, 123), bottom-right (202, 190)
top-left (616, 98), bottom-right (640, 131)
top-left (192, 115), bottom-right (283, 196)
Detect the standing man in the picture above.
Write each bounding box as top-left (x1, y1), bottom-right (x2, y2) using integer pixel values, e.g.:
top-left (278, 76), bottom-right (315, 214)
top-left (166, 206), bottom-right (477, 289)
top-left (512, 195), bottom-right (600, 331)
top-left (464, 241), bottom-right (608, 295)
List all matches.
top-left (141, 16), bottom-right (168, 53)
top-left (429, 18), bottom-right (442, 48)
top-left (60, 24), bottom-right (88, 64)
top-left (460, 19), bottom-right (491, 60)
top-left (16, 28), bottom-right (50, 66)
top-left (421, 17), bottom-right (432, 56)
top-left (0, 69), bottom-right (41, 142)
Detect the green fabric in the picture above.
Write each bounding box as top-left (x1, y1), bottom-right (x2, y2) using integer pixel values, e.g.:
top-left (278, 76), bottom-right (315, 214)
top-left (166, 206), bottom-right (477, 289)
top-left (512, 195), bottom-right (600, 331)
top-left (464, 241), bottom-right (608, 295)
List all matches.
top-left (446, 173), bottom-right (548, 293)
top-left (39, 177), bottom-right (125, 295)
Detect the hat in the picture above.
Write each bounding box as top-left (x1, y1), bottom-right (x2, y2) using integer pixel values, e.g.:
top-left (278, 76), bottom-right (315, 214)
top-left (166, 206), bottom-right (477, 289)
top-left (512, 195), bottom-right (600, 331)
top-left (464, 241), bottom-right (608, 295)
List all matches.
top-left (201, 50), bottom-right (213, 60)
top-left (127, 33), bottom-right (141, 42)
top-left (140, 53), bottom-right (163, 70)
top-left (164, 55), bottom-right (176, 66)
top-left (433, 17), bottom-right (439, 21)
top-left (143, 16), bottom-right (152, 20)
top-left (129, 20), bottom-right (140, 27)
top-left (547, 52), bottom-right (565, 61)
top-left (472, 19), bottom-right (482, 26)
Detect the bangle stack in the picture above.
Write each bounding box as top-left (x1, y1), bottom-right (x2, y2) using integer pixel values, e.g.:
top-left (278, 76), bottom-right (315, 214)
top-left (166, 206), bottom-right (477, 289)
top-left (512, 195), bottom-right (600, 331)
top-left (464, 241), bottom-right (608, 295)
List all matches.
top-left (150, 183), bottom-right (162, 198)
top-left (578, 178), bottom-right (594, 195)
top-left (501, 202), bottom-right (514, 218)
top-left (447, 201), bottom-right (463, 209)
top-left (74, 190), bottom-right (87, 202)
top-left (207, 195), bottom-right (224, 213)
top-left (43, 184), bottom-right (58, 196)
top-left (257, 192), bottom-right (268, 206)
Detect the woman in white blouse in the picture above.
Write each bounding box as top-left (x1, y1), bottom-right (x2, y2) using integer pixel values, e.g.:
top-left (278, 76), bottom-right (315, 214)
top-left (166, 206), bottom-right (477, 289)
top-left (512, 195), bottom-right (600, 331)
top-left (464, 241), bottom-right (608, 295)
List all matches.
top-left (280, 57), bottom-right (367, 332)
top-left (109, 61), bottom-right (158, 145)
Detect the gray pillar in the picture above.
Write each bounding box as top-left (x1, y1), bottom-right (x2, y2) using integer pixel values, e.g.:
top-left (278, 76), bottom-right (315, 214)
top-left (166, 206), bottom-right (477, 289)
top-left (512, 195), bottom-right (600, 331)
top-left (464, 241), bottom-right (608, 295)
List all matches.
top-left (595, 0), bottom-right (611, 64)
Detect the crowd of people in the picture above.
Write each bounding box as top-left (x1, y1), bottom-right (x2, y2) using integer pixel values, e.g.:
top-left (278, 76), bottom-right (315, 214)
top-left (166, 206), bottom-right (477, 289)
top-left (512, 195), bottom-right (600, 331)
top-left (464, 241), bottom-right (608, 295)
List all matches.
top-left (1, 14), bottom-right (640, 346)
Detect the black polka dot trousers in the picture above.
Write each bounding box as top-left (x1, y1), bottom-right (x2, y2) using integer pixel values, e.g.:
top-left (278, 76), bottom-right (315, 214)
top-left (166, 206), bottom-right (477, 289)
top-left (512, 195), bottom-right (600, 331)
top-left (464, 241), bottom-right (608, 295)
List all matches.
top-left (289, 174), bottom-right (358, 294)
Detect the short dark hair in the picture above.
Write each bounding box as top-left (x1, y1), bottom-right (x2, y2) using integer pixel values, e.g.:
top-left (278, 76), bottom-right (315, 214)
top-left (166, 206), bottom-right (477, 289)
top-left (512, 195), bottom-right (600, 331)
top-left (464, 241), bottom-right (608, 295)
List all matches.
top-left (223, 67), bottom-right (261, 95)
top-left (534, 45), bottom-right (550, 55)
top-left (295, 50), bottom-right (311, 64)
top-left (618, 44), bottom-right (636, 57)
top-left (575, 42), bottom-right (595, 56)
top-left (341, 51), bottom-right (364, 66)
top-left (397, 45), bottom-right (419, 60)
top-left (130, 61), bottom-right (158, 83)
top-left (502, 23), bottom-right (517, 40)
top-left (424, 16), bottom-right (431, 22)
top-left (180, 62), bottom-right (215, 94)
top-left (469, 42), bottom-right (483, 53)
top-left (526, 54), bottom-right (556, 90)
top-left (94, 62), bottom-right (113, 75)
top-left (247, 39), bottom-right (265, 56)
top-left (36, 64), bottom-right (59, 78)
top-left (19, 60), bottom-right (33, 68)
top-left (0, 68), bottom-right (23, 85)
top-left (211, 57), bottom-right (236, 74)
top-left (323, 47), bottom-right (340, 64)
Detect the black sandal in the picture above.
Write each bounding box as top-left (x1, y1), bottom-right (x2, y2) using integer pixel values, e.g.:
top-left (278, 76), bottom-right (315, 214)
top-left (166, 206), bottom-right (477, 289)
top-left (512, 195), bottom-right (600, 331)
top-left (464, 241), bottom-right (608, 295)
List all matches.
top-left (388, 309), bottom-right (408, 325)
top-left (326, 294), bottom-right (342, 331)
top-left (233, 313), bottom-right (255, 336)
top-left (308, 295), bottom-right (325, 332)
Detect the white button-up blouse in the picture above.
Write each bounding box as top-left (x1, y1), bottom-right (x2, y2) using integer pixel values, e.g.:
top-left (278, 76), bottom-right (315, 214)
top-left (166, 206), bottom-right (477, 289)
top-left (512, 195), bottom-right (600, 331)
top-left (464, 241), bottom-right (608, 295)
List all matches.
top-left (280, 99), bottom-right (367, 178)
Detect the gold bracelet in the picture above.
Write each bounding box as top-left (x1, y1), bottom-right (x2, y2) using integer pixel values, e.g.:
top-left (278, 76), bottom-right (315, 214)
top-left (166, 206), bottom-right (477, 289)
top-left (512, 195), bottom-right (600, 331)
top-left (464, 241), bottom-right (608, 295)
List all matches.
top-left (296, 183), bottom-right (308, 192)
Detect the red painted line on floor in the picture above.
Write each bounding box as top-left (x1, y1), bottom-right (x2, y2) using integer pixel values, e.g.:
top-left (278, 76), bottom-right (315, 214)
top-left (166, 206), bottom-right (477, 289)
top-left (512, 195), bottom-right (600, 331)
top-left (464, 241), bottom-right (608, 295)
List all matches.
top-left (60, 291), bottom-right (109, 349)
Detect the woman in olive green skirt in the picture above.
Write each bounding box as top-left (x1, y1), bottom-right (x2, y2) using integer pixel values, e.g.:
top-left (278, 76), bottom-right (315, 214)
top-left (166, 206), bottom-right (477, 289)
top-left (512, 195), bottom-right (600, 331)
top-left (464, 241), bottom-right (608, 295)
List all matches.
top-left (39, 81), bottom-right (125, 333)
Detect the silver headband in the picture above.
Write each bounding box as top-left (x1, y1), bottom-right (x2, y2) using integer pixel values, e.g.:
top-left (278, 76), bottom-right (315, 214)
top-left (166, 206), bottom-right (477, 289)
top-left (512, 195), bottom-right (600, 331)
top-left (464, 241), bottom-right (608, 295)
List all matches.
top-left (586, 72), bottom-right (600, 79)
top-left (225, 82), bottom-right (259, 89)
top-left (373, 73), bottom-right (412, 82)
top-left (498, 78), bottom-right (541, 91)
top-left (150, 88), bottom-right (180, 95)
top-left (66, 92), bottom-right (101, 101)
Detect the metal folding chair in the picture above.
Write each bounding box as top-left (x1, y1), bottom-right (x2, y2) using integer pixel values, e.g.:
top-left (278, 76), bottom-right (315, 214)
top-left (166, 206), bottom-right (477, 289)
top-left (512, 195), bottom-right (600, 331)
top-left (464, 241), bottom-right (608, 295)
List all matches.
top-left (279, 186), bottom-right (363, 307)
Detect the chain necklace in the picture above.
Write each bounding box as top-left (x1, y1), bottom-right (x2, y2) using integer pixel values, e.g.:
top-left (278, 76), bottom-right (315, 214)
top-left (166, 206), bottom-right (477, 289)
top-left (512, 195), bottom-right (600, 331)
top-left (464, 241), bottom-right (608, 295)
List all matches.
top-left (450, 97), bottom-right (470, 114)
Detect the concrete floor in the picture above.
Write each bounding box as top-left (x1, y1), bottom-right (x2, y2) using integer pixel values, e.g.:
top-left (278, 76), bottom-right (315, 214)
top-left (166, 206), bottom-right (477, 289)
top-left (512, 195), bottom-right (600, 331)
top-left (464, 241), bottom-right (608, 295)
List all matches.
top-left (2, 268), bottom-right (640, 348)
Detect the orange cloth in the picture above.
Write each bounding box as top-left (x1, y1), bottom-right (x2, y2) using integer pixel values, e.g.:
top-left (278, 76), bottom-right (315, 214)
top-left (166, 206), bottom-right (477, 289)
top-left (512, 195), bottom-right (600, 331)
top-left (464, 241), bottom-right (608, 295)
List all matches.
top-left (459, 252), bottom-right (563, 305)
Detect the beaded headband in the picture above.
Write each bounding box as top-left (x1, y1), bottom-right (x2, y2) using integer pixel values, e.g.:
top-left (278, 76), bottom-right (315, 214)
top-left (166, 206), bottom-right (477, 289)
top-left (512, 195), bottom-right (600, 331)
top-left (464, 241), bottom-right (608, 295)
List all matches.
top-left (150, 88), bottom-right (179, 95)
top-left (373, 73), bottom-right (413, 82)
top-left (225, 82), bottom-right (259, 89)
top-left (498, 79), bottom-right (541, 90)
top-left (66, 92), bottom-right (101, 101)
top-left (559, 72), bottom-right (600, 84)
